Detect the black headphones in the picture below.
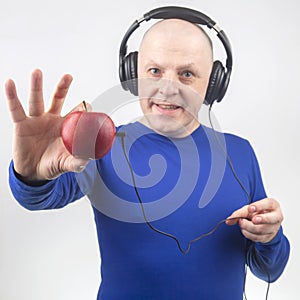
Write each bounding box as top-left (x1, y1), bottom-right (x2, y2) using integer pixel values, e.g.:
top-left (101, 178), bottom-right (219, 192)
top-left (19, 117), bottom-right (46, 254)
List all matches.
top-left (119, 6), bottom-right (233, 106)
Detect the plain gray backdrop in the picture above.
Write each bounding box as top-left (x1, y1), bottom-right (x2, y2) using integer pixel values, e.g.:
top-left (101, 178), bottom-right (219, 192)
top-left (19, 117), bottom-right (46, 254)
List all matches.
top-left (0, 0), bottom-right (299, 299)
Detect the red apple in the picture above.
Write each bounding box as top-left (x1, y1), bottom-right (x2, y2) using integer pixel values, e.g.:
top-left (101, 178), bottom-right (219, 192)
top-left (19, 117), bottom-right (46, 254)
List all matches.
top-left (61, 111), bottom-right (116, 159)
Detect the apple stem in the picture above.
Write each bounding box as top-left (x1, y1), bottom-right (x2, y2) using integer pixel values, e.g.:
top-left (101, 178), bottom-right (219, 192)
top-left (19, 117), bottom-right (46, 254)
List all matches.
top-left (82, 100), bottom-right (87, 112)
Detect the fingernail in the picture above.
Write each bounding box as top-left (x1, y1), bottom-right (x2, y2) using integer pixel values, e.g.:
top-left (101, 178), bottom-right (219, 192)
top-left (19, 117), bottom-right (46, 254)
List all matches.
top-left (250, 205), bottom-right (256, 212)
top-left (75, 165), bottom-right (85, 172)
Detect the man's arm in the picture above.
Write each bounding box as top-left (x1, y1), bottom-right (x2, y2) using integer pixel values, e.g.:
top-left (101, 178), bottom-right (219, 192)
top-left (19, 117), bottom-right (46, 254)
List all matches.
top-left (227, 198), bottom-right (290, 282)
top-left (247, 226), bottom-right (290, 282)
top-left (9, 161), bottom-right (84, 210)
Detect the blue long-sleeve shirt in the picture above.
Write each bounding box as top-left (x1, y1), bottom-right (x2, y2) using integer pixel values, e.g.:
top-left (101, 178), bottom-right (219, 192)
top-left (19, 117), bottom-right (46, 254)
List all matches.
top-left (9, 123), bottom-right (290, 300)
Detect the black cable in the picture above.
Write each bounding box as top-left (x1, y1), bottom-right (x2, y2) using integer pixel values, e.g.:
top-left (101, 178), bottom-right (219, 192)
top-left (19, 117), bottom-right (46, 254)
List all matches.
top-left (243, 264), bottom-right (248, 300)
top-left (252, 246), bottom-right (271, 300)
top-left (119, 103), bottom-right (271, 299)
top-left (208, 103), bottom-right (252, 204)
top-left (208, 102), bottom-right (271, 300)
top-left (120, 132), bottom-right (247, 255)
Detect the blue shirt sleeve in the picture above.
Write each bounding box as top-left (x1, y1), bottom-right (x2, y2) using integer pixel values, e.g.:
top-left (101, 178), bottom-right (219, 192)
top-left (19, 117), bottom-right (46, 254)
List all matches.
top-left (8, 160), bottom-right (84, 210)
top-left (247, 226), bottom-right (290, 282)
top-left (244, 143), bottom-right (290, 282)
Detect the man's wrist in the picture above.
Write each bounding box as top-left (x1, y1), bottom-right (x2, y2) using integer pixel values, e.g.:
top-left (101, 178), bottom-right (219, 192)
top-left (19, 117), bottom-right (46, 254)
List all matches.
top-left (13, 167), bottom-right (50, 187)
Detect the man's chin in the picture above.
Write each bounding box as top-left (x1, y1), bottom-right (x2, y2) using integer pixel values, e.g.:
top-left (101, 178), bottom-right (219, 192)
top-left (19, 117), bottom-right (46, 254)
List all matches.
top-left (140, 115), bottom-right (195, 138)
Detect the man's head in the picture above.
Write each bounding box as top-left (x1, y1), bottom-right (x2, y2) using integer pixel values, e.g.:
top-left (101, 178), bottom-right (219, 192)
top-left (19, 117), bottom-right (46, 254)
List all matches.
top-left (137, 18), bottom-right (213, 137)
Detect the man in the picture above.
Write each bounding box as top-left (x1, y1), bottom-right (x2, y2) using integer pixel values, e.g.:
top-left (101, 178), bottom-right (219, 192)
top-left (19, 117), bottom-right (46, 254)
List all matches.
top-left (5, 16), bottom-right (289, 299)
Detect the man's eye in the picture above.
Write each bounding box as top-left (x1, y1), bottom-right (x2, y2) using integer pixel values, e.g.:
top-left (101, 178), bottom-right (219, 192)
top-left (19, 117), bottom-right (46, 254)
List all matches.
top-left (182, 71), bottom-right (193, 78)
top-left (149, 68), bottom-right (160, 75)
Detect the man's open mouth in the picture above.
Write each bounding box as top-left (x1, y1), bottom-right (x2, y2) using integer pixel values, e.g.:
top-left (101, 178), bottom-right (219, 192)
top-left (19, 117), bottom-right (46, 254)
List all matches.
top-left (153, 103), bottom-right (182, 111)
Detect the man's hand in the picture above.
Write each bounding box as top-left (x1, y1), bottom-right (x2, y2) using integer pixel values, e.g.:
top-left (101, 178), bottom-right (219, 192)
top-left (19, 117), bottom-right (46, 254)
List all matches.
top-left (226, 198), bottom-right (283, 244)
top-left (5, 69), bottom-right (89, 183)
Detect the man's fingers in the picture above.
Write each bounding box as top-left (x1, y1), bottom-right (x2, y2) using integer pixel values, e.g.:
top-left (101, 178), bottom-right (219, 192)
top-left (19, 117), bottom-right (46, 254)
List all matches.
top-left (48, 74), bottom-right (73, 115)
top-left (248, 198), bottom-right (283, 225)
top-left (226, 205), bottom-right (249, 225)
top-left (239, 218), bottom-right (278, 242)
top-left (251, 210), bottom-right (283, 225)
top-left (249, 198), bottom-right (279, 214)
top-left (4, 79), bottom-right (26, 123)
top-left (28, 69), bottom-right (44, 117)
top-left (240, 228), bottom-right (274, 243)
top-left (239, 218), bottom-right (272, 234)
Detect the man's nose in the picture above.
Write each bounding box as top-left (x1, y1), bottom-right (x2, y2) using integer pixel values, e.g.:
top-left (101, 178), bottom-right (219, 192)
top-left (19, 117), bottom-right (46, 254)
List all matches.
top-left (158, 76), bottom-right (180, 97)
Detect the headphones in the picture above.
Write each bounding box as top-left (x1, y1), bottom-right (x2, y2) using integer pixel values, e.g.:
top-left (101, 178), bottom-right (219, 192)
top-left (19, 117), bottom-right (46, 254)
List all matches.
top-left (119, 6), bottom-right (233, 106)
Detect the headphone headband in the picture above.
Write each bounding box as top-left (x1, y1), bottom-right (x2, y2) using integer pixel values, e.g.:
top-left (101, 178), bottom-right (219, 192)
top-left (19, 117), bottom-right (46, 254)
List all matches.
top-left (143, 6), bottom-right (215, 25)
top-left (119, 6), bottom-right (233, 105)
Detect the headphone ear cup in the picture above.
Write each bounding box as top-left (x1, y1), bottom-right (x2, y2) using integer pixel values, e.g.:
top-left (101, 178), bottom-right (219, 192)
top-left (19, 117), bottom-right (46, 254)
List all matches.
top-left (205, 60), bottom-right (225, 106)
top-left (121, 51), bottom-right (138, 96)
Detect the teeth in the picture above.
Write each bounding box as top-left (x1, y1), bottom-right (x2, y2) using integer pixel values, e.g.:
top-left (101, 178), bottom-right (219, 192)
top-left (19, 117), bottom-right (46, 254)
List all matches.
top-left (158, 104), bottom-right (179, 110)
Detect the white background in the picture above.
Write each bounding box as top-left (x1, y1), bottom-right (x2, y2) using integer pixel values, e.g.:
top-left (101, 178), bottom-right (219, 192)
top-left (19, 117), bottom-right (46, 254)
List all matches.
top-left (0, 0), bottom-right (299, 299)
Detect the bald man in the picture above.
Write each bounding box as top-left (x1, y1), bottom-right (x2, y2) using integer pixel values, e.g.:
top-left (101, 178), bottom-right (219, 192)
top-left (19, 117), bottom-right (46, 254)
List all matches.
top-left (6, 17), bottom-right (289, 300)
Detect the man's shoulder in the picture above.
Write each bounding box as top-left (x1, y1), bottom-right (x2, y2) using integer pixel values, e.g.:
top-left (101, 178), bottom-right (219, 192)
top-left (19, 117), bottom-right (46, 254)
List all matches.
top-left (201, 125), bottom-right (251, 148)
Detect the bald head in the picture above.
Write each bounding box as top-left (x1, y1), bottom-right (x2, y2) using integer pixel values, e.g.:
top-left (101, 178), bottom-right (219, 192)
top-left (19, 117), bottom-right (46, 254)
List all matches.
top-left (139, 18), bottom-right (213, 63)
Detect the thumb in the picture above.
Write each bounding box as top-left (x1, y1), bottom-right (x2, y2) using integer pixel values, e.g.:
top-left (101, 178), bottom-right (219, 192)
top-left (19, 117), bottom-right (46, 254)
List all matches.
top-left (64, 157), bottom-right (89, 173)
top-left (226, 205), bottom-right (250, 226)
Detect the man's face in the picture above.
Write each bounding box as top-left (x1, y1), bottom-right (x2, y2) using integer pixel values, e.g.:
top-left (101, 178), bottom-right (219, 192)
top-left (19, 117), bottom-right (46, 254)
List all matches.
top-left (137, 19), bottom-right (213, 137)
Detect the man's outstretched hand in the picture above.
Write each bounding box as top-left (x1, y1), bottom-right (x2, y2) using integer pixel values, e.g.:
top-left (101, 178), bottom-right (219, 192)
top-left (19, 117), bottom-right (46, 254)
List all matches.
top-left (5, 69), bottom-right (89, 183)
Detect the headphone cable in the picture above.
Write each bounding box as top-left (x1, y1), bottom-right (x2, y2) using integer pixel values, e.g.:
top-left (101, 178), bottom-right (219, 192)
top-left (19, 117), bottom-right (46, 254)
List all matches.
top-left (208, 102), bottom-right (271, 300)
top-left (118, 103), bottom-right (271, 299)
top-left (119, 131), bottom-right (247, 255)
